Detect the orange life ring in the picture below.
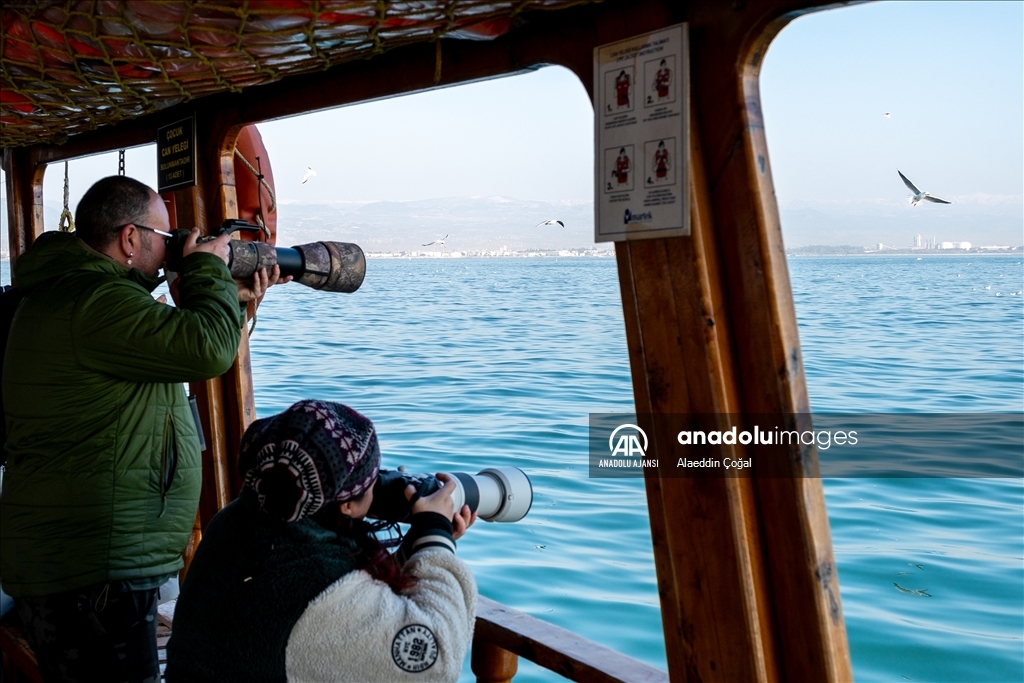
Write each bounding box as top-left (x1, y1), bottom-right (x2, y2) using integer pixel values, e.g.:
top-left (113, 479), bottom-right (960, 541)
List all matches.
top-left (233, 124), bottom-right (277, 246)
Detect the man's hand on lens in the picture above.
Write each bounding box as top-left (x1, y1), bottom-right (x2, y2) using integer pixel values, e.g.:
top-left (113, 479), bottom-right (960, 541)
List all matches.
top-left (183, 228), bottom-right (230, 265)
top-left (236, 264), bottom-right (292, 303)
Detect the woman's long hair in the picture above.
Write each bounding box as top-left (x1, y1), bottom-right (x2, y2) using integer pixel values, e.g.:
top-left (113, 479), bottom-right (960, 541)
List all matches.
top-left (313, 500), bottom-right (417, 593)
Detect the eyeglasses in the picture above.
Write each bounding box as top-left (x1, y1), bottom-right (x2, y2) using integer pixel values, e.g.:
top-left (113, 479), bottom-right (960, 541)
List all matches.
top-left (121, 223), bottom-right (174, 246)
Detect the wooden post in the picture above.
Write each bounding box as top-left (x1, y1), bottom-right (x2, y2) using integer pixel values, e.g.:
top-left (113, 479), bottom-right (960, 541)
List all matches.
top-left (184, 110), bottom-right (261, 523)
top-left (471, 638), bottom-right (518, 683)
top-left (603, 2), bottom-right (854, 682)
top-left (179, 511), bottom-right (203, 584)
top-left (169, 110), bottom-right (254, 527)
top-left (202, 112), bottom-right (261, 502)
top-left (2, 147), bottom-right (46, 270)
top-left (170, 158), bottom-right (233, 525)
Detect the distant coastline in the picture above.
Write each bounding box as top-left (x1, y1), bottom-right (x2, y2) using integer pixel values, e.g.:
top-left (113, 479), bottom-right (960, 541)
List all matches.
top-left (4, 246), bottom-right (1023, 262)
top-left (364, 247), bottom-right (613, 259)
top-left (786, 245), bottom-right (1022, 256)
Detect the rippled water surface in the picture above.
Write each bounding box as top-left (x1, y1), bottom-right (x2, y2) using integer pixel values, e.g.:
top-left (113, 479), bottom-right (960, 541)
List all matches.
top-left (10, 249), bottom-right (1003, 682)
top-left (3, 248), bottom-right (1020, 680)
top-left (791, 255), bottom-right (1023, 683)
top-left (246, 253), bottom-right (1024, 682)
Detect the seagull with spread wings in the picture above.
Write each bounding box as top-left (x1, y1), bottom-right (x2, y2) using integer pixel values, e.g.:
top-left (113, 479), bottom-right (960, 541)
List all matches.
top-left (898, 170), bottom-right (951, 206)
top-left (301, 167), bottom-right (316, 184)
top-left (536, 219), bottom-right (564, 228)
top-left (422, 234), bottom-right (448, 247)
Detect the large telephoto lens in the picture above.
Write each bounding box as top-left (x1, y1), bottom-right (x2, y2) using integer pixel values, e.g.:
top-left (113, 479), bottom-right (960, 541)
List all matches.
top-left (165, 223), bottom-right (366, 294)
top-left (447, 467), bottom-right (533, 523)
top-left (226, 240), bottom-right (365, 293)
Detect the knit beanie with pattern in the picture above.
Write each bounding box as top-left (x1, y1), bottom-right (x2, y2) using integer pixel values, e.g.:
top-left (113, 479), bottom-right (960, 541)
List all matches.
top-left (238, 400), bottom-right (381, 522)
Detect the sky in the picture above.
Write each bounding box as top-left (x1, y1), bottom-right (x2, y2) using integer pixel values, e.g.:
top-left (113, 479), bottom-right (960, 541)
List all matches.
top-left (4, 1), bottom-right (1022, 244)
top-left (760, 0), bottom-right (1023, 207)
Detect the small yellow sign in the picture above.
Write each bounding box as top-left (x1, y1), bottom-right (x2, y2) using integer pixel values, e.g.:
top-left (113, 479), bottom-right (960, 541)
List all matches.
top-left (157, 116), bottom-right (196, 193)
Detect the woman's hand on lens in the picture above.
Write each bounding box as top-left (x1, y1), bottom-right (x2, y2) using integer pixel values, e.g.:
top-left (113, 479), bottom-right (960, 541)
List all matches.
top-left (184, 228), bottom-right (230, 265)
top-left (406, 473), bottom-right (456, 520)
top-left (452, 505), bottom-right (477, 542)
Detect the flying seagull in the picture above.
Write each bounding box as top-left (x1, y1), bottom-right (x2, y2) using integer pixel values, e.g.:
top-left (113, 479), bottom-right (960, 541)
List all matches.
top-left (301, 167), bottom-right (316, 184)
top-left (898, 170), bottom-right (951, 206)
top-left (536, 219), bottom-right (565, 228)
top-left (422, 234), bottom-right (448, 247)
top-left (884, 112), bottom-right (891, 118)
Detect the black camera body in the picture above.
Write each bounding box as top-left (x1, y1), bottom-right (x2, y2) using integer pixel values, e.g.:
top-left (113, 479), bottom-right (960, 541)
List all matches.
top-left (368, 466), bottom-right (533, 524)
top-left (165, 220), bottom-right (365, 293)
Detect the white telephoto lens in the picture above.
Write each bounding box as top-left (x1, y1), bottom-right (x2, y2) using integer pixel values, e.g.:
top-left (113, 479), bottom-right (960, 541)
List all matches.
top-left (477, 466), bottom-right (533, 523)
top-left (442, 467), bottom-right (533, 522)
top-left (448, 475), bottom-right (466, 514)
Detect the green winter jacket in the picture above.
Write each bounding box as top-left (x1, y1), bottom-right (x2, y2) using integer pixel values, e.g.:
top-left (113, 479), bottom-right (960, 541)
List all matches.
top-left (0, 231), bottom-right (244, 597)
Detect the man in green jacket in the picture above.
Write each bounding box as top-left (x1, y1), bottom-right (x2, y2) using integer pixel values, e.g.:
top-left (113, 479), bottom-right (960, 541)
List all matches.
top-left (0, 175), bottom-right (281, 683)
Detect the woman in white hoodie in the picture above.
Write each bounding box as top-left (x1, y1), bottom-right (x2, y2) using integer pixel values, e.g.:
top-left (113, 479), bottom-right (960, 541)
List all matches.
top-left (166, 400), bottom-right (477, 683)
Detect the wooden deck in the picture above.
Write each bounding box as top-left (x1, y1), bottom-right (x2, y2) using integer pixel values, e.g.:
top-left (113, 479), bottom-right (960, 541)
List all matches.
top-left (0, 619), bottom-right (172, 683)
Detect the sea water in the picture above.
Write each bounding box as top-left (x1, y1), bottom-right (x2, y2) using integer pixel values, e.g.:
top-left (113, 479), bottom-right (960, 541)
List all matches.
top-left (4, 255), bottom-right (1020, 681)
top-left (246, 253), bottom-right (1022, 683)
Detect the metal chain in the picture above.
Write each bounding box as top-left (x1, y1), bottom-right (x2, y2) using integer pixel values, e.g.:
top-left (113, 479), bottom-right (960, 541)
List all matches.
top-left (118, 149), bottom-right (125, 176)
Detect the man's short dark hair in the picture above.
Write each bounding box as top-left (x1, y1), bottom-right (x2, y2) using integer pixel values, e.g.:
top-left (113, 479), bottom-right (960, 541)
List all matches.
top-left (74, 176), bottom-right (155, 249)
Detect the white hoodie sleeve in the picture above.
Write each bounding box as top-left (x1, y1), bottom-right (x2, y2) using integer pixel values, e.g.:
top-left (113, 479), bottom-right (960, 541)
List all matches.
top-left (285, 547), bottom-right (477, 683)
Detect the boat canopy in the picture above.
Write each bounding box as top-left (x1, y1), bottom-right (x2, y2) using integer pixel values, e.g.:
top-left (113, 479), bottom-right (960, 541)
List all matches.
top-left (1, 0), bottom-right (587, 148)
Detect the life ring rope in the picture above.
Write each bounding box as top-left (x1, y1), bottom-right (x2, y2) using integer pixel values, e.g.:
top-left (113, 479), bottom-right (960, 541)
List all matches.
top-left (232, 147), bottom-right (276, 241)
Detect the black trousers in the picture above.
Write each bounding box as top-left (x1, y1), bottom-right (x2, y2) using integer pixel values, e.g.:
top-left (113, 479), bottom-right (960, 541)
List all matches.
top-left (15, 583), bottom-right (160, 683)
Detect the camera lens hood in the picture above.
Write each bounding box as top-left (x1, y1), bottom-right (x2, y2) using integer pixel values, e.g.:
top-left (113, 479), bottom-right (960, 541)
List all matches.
top-left (475, 466), bottom-right (533, 523)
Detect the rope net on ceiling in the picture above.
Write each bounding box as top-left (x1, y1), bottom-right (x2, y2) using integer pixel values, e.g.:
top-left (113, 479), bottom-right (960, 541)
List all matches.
top-left (1, 0), bottom-right (587, 149)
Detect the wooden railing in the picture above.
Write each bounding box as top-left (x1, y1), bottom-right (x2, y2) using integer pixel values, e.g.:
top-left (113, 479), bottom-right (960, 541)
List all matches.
top-left (472, 596), bottom-right (668, 683)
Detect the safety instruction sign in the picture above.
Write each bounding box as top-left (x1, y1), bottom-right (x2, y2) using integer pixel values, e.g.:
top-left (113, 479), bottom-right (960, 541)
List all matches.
top-left (594, 24), bottom-right (689, 242)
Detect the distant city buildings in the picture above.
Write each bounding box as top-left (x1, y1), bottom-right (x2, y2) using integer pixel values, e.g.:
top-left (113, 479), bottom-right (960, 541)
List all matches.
top-left (787, 241), bottom-right (1020, 256)
top-left (910, 235), bottom-right (980, 251)
top-left (911, 234), bottom-right (941, 250)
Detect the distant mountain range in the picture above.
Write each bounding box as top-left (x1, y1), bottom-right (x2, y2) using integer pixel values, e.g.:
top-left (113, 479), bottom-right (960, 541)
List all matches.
top-left (272, 196), bottom-right (598, 252)
top-left (274, 195), bottom-right (1022, 251)
top-left (777, 195), bottom-right (1023, 249)
top-left (5, 193), bottom-right (1019, 257)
